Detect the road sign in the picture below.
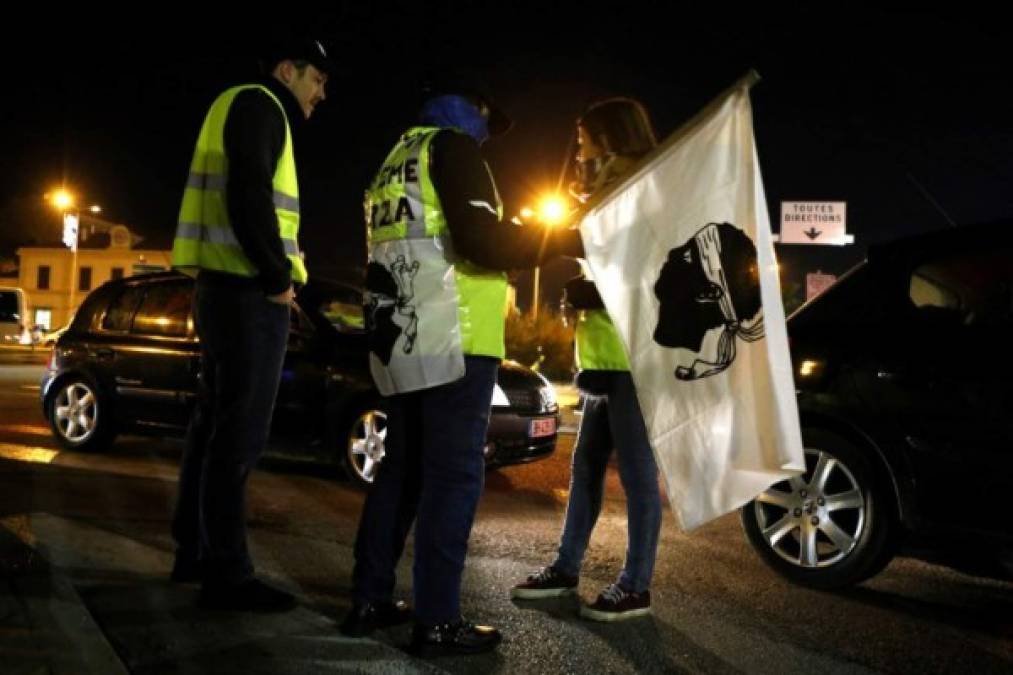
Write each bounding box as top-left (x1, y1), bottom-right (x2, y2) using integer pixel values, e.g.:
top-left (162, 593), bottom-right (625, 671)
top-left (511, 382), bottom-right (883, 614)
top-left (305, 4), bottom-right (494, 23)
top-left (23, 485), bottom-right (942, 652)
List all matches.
top-left (62, 213), bottom-right (79, 251)
top-left (777, 201), bottom-right (853, 245)
top-left (806, 271), bottom-right (838, 300)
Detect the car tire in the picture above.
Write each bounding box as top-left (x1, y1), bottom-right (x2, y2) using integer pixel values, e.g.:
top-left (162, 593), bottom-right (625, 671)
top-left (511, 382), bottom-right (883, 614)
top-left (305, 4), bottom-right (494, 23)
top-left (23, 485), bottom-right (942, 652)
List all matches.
top-left (741, 427), bottom-right (895, 589)
top-left (340, 402), bottom-right (388, 489)
top-left (47, 376), bottom-right (116, 452)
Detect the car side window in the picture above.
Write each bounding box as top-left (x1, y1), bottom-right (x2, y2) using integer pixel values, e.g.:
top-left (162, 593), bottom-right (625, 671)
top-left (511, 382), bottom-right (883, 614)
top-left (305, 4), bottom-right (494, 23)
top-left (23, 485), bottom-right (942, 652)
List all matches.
top-left (101, 285), bottom-right (146, 332)
top-left (131, 282), bottom-right (193, 337)
top-left (909, 247), bottom-right (1013, 327)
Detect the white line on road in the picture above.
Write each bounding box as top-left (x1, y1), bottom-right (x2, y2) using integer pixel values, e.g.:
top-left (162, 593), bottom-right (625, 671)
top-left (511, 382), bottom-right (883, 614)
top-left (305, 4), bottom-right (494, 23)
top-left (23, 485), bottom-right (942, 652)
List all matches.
top-left (0, 443), bottom-right (59, 464)
top-left (0, 424), bottom-right (50, 436)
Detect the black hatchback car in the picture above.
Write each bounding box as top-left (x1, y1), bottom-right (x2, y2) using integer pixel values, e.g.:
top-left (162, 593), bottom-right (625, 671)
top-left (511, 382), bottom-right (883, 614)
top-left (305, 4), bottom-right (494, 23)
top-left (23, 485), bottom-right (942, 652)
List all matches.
top-left (40, 272), bottom-right (560, 487)
top-left (742, 221), bottom-right (1013, 588)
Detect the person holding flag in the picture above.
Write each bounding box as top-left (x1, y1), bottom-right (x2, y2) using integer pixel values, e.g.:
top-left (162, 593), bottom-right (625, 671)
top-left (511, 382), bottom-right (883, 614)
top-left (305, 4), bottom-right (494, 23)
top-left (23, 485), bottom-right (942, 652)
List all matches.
top-left (573, 72), bottom-right (805, 536)
top-left (511, 98), bottom-right (664, 621)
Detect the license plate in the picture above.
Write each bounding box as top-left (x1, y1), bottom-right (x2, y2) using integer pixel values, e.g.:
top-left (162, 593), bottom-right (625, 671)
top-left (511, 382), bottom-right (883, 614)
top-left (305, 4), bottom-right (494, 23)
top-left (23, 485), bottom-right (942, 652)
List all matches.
top-left (529, 417), bottom-right (556, 438)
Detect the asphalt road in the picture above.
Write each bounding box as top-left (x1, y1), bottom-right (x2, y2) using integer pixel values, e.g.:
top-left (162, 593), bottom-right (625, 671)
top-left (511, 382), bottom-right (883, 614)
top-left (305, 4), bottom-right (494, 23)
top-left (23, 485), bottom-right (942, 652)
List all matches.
top-left (1, 361), bottom-right (1010, 674)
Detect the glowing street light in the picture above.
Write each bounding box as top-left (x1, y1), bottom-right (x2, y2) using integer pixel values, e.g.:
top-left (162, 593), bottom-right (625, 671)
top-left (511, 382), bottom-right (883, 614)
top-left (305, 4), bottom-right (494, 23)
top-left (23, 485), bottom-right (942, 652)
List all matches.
top-left (524, 192), bottom-right (572, 320)
top-left (538, 194), bottom-right (568, 226)
top-left (46, 187), bottom-right (105, 318)
top-left (51, 189), bottom-right (75, 211)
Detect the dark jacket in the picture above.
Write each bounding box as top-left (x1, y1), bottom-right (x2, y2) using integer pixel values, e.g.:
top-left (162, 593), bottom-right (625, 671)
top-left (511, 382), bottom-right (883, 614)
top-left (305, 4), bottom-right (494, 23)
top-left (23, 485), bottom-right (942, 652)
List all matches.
top-left (429, 130), bottom-right (582, 270)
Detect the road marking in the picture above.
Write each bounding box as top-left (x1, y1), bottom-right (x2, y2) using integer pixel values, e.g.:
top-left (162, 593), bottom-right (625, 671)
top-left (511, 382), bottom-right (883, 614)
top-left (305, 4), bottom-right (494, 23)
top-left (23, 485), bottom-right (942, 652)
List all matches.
top-left (0, 424), bottom-right (50, 436)
top-left (0, 443), bottom-right (59, 464)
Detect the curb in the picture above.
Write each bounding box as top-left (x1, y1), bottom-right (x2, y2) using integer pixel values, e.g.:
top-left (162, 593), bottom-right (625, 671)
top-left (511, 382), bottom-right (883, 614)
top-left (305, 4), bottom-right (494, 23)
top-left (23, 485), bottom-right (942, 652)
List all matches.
top-left (0, 523), bottom-right (129, 674)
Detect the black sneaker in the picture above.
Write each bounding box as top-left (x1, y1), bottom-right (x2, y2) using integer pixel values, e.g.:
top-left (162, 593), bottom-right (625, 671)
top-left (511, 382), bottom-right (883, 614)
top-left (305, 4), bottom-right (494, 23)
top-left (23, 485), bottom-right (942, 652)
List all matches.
top-left (408, 619), bottom-right (502, 657)
top-left (579, 583), bottom-right (651, 621)
top-left (510, 566), bottom-right (578, 599)
top-left (198, 578), bottom-right (297, 613)
top-left (340, 600), bottom-right (413, 637)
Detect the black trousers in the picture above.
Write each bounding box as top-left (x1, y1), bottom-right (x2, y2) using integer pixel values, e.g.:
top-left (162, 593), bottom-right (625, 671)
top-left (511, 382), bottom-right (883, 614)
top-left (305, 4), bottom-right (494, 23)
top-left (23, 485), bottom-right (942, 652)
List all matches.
top-left (172, 277), bottom-right (290, 586)
top-left (351, 355), bottom-right (499, 624)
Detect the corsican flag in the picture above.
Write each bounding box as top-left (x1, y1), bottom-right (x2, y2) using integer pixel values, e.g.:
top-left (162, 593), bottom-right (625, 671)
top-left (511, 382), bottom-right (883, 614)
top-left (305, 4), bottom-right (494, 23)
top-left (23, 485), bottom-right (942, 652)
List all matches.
top-left (579, 72), bottom-right (805, 530)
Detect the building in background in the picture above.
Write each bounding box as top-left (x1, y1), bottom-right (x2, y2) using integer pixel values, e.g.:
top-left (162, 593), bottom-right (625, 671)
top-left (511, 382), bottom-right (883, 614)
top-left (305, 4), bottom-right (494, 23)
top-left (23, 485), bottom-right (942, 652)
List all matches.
top-left (17, 225), bottom-right (170, 330)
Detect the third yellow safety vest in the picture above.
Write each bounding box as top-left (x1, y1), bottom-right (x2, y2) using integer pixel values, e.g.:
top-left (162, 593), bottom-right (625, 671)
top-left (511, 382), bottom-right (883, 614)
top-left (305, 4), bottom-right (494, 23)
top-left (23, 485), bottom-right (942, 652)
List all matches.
top-left (575, 308), bottom-right (630, 371)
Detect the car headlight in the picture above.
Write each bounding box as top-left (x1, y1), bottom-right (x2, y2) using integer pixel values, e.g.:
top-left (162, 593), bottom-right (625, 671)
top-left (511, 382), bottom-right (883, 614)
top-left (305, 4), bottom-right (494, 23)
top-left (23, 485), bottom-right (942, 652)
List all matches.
top-left (535, 373), bottom-right (557, 412)
top-left (492, 383), bottom-right (510, 407)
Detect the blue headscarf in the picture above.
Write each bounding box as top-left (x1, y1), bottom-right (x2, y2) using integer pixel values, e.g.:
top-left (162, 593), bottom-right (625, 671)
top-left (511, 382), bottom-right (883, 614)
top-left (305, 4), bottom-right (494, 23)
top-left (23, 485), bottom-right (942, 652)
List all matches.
top-left (419, 95), bottom-right (489, 145)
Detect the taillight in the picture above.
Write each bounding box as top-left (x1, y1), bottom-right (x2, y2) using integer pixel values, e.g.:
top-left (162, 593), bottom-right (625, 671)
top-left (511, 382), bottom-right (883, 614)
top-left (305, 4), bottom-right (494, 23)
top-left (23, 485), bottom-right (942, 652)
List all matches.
top-left (46, 349), bottom-right (56, 370)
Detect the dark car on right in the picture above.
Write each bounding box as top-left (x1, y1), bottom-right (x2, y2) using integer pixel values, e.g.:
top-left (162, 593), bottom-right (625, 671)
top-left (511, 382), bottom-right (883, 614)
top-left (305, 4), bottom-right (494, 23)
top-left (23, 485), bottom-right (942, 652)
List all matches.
top-left (742, 221), bottom-right (1013, 589)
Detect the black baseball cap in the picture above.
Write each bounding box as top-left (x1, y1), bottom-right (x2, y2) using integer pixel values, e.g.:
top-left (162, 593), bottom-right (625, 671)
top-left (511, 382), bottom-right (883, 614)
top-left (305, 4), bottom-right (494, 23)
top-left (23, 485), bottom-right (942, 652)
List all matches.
top-left (420, 69), bottom-right (513, 136)
top-left (263, 37), bottom-right (335, 75)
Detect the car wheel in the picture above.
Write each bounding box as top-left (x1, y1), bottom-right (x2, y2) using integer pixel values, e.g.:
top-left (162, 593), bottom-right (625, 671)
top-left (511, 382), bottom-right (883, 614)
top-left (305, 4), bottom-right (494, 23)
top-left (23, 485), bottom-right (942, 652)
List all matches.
top-left (342, 405), bottom-right (388, 488)
top-left (47, 377), bottom-right (115, 452)
top-left (741, 428), bottom-right (895, 589)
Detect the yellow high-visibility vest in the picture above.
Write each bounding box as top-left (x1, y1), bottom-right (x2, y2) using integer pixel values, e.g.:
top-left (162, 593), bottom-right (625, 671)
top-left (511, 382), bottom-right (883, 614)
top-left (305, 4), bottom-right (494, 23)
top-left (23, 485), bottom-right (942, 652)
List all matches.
top-left (366, 126), bottom-right (508, 358)
top-left (172, 84), bottom-right (307, 284)
top-left (575, 309), bottom-right (630, 371)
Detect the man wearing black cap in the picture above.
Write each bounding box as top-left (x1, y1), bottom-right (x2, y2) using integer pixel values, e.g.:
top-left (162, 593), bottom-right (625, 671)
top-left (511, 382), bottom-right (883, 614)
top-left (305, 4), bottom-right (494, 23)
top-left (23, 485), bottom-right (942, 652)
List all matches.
top-left (169, 38), bottom-right (331, 612)
top-left (341, 72), bottom-right (580, 654)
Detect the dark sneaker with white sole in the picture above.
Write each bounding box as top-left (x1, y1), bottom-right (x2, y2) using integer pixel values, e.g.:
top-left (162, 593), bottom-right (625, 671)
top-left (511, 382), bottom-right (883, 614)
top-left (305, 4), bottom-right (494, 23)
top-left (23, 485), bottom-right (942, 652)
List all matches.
top-left (580, 583), bottom-right (651, 621)
top-left (510, 565), bottom-right (579, 599)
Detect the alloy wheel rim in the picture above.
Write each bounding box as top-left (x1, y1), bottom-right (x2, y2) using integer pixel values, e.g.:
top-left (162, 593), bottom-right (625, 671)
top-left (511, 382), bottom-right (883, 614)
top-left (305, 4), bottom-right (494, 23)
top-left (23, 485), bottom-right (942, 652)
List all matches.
top-left (752, 447), bottom-right (866, 568)
top-left (348, 410), bottom-right (388, 483)
top-left (54, 382), bottom-right (98, 443)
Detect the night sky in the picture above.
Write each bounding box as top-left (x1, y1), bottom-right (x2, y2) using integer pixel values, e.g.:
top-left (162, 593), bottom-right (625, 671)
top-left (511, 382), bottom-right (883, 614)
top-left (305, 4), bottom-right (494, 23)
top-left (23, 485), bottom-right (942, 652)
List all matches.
top-left (4, 6), bottom-right (1011, 307)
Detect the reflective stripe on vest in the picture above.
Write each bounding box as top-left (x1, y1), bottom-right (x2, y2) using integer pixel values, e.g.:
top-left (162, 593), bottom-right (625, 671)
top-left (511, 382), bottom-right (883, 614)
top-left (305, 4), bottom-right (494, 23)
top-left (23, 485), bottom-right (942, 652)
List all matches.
top-left (365, 126), bottom-right (508, 358)
top-left (575, 309), bottom-right (630, 371)
top-left (171, 84), bottom-right (307, 284)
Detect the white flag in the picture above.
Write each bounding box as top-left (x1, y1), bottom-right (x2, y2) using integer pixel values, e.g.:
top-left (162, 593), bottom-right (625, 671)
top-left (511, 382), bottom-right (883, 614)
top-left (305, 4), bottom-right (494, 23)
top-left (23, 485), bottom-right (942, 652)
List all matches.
top-left (579, 73), bottom-right (805, 531)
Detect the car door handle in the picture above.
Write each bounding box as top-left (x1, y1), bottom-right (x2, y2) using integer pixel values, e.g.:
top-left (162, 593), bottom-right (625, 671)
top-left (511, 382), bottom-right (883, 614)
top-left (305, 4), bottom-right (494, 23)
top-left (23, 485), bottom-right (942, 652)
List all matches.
top-left (94, 347), bottom-right (115, 360)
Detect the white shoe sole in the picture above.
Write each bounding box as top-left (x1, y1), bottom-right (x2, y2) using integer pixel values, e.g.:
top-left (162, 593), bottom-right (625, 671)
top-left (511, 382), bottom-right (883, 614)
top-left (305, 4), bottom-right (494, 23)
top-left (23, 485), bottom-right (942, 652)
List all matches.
top-left (579, 605), bottom-right (652, 622)
top-left (510, 586), bottom-right (578, 600)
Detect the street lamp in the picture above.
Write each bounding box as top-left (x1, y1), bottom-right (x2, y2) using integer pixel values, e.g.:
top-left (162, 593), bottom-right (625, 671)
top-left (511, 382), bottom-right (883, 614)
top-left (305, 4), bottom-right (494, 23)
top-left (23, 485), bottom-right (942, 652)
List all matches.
top-left (523, 193), bottom-right (569, 321)
top-left (46, 188), bottom-right (103, 321)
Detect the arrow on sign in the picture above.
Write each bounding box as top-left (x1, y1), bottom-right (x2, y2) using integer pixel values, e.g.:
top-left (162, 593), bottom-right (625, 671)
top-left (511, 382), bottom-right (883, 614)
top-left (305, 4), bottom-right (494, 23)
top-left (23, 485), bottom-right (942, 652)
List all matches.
top-left (804, 227), bottom-right (822, 240)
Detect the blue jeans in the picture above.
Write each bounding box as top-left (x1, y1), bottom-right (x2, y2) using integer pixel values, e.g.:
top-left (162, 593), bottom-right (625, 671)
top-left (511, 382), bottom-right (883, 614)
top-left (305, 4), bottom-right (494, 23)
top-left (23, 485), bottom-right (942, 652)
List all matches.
top-left (172, 278), bottom-right (290, 586)
top-left (554, 371), bottom-right (662, 593)
top-left (351, 355), bottom-right (498, 624)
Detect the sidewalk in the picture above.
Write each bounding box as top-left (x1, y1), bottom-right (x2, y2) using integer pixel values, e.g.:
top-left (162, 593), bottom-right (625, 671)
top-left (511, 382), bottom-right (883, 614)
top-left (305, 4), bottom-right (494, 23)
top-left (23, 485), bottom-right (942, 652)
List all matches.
top-left (0, 513), bottom-right (433, 674)
top-left (0, 521), bottom-right (128, 675)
